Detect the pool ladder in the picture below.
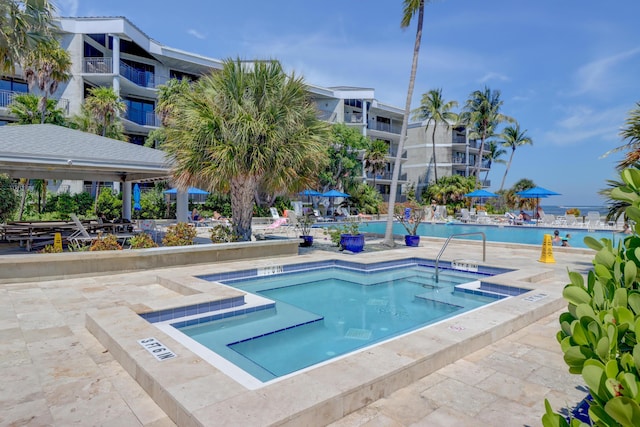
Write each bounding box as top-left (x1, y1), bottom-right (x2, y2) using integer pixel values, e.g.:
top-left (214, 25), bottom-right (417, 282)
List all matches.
top-left (434, 232), bottom-right (486, 283)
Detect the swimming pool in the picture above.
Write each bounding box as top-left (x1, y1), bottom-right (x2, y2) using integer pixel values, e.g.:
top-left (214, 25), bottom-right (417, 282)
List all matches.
top-left (361, 221), bottom-right (621, 249)
top-left (142, 259), bottom-right (520, 385)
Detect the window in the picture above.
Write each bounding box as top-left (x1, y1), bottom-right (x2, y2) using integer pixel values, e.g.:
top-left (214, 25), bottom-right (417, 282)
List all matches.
top-left (123, 97), bottom-right (155, 126)
top-left (84, 42), bottom-right (103, 58)
top-left (0, 78), bottom-right (28, 93)
top-left (120, 59), bottom-right (155, 87)
top-left (344, 99), bottom-right (362, 109)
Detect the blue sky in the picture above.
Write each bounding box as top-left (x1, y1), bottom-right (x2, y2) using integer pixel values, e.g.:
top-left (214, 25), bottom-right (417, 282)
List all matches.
top-left (55, 0), bottom-right (640, 207)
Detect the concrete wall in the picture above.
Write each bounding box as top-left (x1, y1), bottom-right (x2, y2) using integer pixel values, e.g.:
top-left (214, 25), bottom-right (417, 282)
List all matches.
top-left (0, 239), bottom-right (300, 284)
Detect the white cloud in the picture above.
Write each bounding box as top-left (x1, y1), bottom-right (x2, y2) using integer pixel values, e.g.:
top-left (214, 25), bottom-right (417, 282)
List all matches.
top-left (187, 29), bottom-right (206, 40)
top-left (570, 47), bottom-right (640, 96)
top-left (542, 105), bottom-right (625, 146)
top-left (478, 71), bottom-right (510, 84)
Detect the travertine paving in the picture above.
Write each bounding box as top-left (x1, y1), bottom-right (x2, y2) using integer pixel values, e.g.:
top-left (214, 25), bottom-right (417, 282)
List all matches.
top-left (0, 237), bottom-right (594, 426)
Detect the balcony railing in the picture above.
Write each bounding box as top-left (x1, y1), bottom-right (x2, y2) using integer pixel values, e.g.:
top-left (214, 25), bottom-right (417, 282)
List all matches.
top-left (388, 149), bottom-right (407, 159)
top-left (0, 89), bottom-right (69, 114)
top-left (366, 172), bottom-right (407, 181)
top-left (84, 57), bottom-right (112, 73)
top-left (344, 112), bottom-right (363, 123)
top-left (317, 110), bottom-right (337, 122)
top-left (84, 57), bottom-right (167, 89)
top-left (451, 136), bottom-right (466, 144)
top-left (367, 121), bottom-right (402, 134)
top-left (124, 109), bottom-right (159, 127)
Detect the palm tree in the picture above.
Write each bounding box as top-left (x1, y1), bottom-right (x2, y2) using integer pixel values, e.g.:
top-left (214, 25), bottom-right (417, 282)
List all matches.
top-left (383, 0), bottom-right (430, 247)
top-left (498, 123), bottom-right (532, 191)
top-left (483, 140), bottom-right (506, 186)
top-left (9, 92), bottom-right (66, 124)
top-left (601, 102), bottom-right (640, 170)
top-left (460, 87), bottom-right (513, 184)
top-left (363, 139), bottom-right (388, 190)
top-left (411, 88), bottom-right (458, 183)
top-left (22, 39), bottom-right (71, 123)
top-left (0, 0), bottom-right (55, 73)
top-left (163, 58), bottom-right (329, 241)
top-left (79, 86), bottom-right (126, 138)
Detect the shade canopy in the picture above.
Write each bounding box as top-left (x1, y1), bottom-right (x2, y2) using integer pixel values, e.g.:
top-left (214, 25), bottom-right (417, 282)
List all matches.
top-left (322, 189), bottom-right (350, 198)
top-left (464, 189), bottom-right (498, 198)
top-left (300, 189), bottom-right (322, 196)
top-left (163, 187), bottom-right (209, 195)
top-left (516, 186), bottom-right (560, 198)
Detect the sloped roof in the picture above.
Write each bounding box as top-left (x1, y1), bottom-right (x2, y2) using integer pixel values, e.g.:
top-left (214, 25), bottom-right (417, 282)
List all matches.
top-left (0, 124), bottom-right (171, 182)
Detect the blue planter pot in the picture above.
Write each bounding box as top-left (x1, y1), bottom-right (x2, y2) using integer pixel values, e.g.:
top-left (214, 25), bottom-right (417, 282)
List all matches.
top-left (299, 235), bottom-right (313, 247)
top-left (405, 235), bottom-right (420, 247)
top-left (340, 234), bottom-right (365, 253)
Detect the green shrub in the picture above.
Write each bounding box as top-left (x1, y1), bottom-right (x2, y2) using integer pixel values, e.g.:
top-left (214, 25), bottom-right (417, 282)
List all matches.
top-left (95, 188), bottom-right (122, 219)
top-left (542, 168), bottom-right (640, 426)
top-left (209, 223), bottom-right (239, 243)
top-left (162, 222), bottom-right (196, 246)
top-left (89, 233), bottom-right (122, 251)
top-left (55, 192), bottom-right (77, 217)
top-left (39, 244), bottom-right (62, 253)
top-left (129, 232), bottom-right (158, 249)
top-left (0, 174), bottom-right (18, 222)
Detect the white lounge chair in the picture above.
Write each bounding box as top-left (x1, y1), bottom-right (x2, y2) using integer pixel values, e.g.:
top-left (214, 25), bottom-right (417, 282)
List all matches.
top-left (586, 211), bottom-right (602, 229)
top-left (459, 208), bottom-right (472, 223)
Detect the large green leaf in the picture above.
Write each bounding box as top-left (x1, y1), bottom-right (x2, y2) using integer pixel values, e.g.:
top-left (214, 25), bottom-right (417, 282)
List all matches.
top-left (576, 303), bottom-right (597, 321)
top-left (541, 399), bottom-right (570, 427)
top-left (585, 236), bottom-right (605, 251)
top-left (634, 345), bottom-right (640, 376)
top-left (605, 396), bottom-right (640, 426)
top-left (564, 286), bottom-right (592, 306)
top-left (629, 293), bottom-right (640, 316)
top-left (568, 271), bottom-right (585, 288)
top-left (624, 261), bottom-right (638, 288)
top-left (571, 320), bottom-right (589, 346)
top-left (583, 359), bottom-right (606, 392)
top-left (597, 336), bottom-right (610, 360)
top-left (595, 249), bottom-right (616, 269)
top-left (594, 263), bottom-right (614, 281)
top-left (615, 288), bottom-right (629, 308)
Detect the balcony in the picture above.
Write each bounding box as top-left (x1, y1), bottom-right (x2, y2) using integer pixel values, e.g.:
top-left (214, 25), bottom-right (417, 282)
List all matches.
top-left (388, 149), bottom-right (407, 159)
top-left (83, 58), bottom-right (167, 89)
top-left (366, 172), bottom-right (407, 181)
top-left (451, 135), bottom-right (466, 144)
top-left (367, 121), bottom-right (402, 134)
top-left (0, 89), bottom-right (69, 114)
top-left (124, 108), bottom-right (158, 127)
top-left (344, 112), bottom-right (363, 123)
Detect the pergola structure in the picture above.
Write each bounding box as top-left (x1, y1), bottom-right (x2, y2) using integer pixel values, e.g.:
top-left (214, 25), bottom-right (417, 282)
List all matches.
top-left (0, 124), bottom-right (191, 221)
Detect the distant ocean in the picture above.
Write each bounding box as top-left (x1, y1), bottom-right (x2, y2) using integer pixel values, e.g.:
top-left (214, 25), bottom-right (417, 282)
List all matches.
top-left (527, 205), bottom-right (608, 216)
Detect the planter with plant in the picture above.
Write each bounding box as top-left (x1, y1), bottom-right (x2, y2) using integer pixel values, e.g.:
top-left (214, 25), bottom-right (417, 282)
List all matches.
top-left (395, 204), bottom-right (425, 247)
top-left (89, 232), bottom-right (122, 251)
top-left (338, 217), bottom-right (365, 253)
top-left (298, 215), bottom-right (315, 247)
top-left (542, 168), bottom-right (640, 427)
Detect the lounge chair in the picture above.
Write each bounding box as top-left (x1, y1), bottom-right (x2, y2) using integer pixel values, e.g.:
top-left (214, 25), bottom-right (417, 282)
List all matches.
top-left (459, 208), bottom-right (472, 223)
top-left (586, 211), bottom-right (602, 229)
top-left (138, 219), bottom-right (159, 242)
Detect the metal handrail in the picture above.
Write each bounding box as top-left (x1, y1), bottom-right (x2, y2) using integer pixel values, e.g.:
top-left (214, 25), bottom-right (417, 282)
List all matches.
top-left (434, 232), bottom-right (486, 282)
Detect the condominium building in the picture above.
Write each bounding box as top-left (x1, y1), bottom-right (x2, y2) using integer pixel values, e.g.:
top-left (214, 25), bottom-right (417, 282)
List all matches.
top-left (405, 121), bottom-right (491, 196)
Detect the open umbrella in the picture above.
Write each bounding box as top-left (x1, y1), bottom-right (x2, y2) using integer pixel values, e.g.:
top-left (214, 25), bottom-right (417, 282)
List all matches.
top-left (464, 189), bottom-right (498, 209)
top-left (516, 186), bottom-right (560, 223)
top-left (163, 187), bottom-right (210, 204)
top-left (322, 189), bottom-right (350, 216)
top-left (299, 189), bottom-right (322, 204)
top-left (133, 183), bottom-right (141, 211)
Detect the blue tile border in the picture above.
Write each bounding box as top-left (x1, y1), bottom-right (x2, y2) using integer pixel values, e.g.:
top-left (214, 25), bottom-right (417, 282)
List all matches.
top-left (140, 295), bottom-right (246, 324)
top-left (227, 316), bottom-right (324, 346)
top-left (170, 302), bottom-right (276, 328)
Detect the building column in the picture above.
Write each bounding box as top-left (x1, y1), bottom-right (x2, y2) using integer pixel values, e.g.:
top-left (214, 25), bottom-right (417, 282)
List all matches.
top-left (176, 191), bottom-right (189, 222)
top-left (111, 34), bottom-right (120, 96)
top-left (122, 181), bottom-right (132, 220)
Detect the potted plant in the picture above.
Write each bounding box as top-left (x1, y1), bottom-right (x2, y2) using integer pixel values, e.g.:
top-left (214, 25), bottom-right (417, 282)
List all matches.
top-left (330, 217), bottom-right (364, 253)
top-left (298, 214), bottom-right (315, 247)
top-left (395, 204), bottom-right (425, 247)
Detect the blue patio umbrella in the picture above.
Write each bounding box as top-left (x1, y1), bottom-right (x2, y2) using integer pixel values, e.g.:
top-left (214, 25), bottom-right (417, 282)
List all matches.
top-left (133, 183), bottom-right (141, 211)
top-left (464, 189), bottom-right (498, 198)
top-left (516, 186), bottom-right (560, 223)
top-left (322, 189), bottom-right (350, 216)
top-left (299, 189), bottom-right (322, 204)
top-left (163, 187), bottom-right (210, 195)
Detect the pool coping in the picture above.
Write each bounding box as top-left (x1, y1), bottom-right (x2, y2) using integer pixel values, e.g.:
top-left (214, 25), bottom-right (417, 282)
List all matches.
top-left (85, 252), bottom-right (565, 427)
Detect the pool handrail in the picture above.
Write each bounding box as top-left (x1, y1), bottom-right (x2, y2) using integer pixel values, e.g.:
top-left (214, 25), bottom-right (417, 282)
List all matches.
top-left (434, 232), bottom-right (486, 283)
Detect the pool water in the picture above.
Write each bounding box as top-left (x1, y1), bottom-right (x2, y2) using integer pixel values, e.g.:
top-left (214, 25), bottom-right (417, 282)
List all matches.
top-left (361, 221), bottom-right (621, 249)
top-left (166, 260), bottom-right (521, 383)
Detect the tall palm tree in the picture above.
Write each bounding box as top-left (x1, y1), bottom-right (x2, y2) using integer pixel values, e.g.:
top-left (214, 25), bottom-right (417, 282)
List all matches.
top-left (163, 58), bottom-right (329, 241)
top-left (459, 87), bottom-right (513, 184)
top-left (9, 92), bottom-right (65, 124)
top-left (0, 0), bottom-right (55, 73)
top-left (383, 0), bottom-right (430, 247)
top-left (22, 39), bottom-right (71, 123)
top-left (483, 140), bottom-right (506, 186)
top-left (498, 123), bottom-right (532, 191)
top-left (411, 88), bottom-right (458, 183)
top-left (363, 139), bottom-right (388, 191)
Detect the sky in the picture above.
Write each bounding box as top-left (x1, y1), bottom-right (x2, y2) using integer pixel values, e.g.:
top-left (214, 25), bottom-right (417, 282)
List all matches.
top-left (54, 0), bottom-right (640, 207)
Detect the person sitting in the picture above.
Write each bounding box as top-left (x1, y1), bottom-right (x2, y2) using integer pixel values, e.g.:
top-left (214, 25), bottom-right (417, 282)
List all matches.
top-left (191, 208), bottom-right (200, 221)
top-left (518, 210), bottom-right (532, 222)
top-left (534, 206), bottom-right (545, 220)
top-left (622, 223), bottom-right (633, 234)
top-left (561, 233), bottom-right (571, 247)
top-left (552, 229), bottom-right (562, 245)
